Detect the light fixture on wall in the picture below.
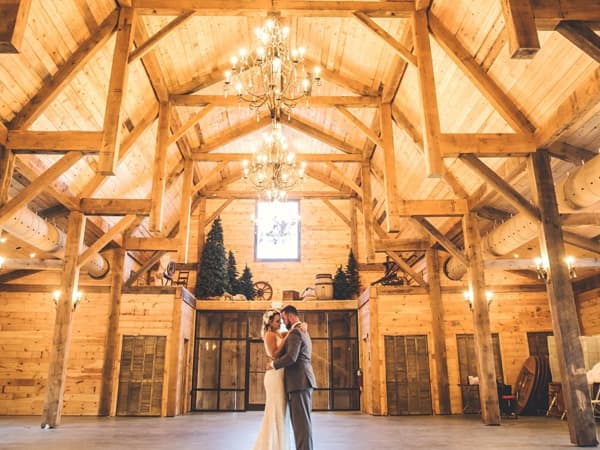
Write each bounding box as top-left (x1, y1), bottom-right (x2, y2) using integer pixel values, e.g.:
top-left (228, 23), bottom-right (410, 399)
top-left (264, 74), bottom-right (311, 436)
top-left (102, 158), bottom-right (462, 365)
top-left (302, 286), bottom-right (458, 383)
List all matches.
top-left (224, 16), bottom-right (321, 120)
top-left (463, 289), bottom-right (493, 310)
top-left (243, 121), bottom-right (306, 201)
top-left (534, 255), bottom-right (576, 283)
top-left (52, 289), bottom-right (83, 311)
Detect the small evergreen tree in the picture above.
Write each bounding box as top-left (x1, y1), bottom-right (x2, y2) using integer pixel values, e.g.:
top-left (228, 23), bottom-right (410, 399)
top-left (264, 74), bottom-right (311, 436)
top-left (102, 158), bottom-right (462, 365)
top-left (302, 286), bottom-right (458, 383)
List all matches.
top-left (226, 250), bottom-right (240, 295)
top-left (333, 265), bottom-right (350, 299)
top-left (196, 217), bottom-right (228, 298)
top-left (238, 265), bottom-right (256, 300)
top-left (345, 249), bottom-right (360, 298)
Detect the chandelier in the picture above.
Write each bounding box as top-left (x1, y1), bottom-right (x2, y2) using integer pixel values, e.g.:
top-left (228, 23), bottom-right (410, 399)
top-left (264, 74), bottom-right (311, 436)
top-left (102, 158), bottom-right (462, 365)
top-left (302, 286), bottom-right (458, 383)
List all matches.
top-left (242, 122), bottom-right (306, 201)
top-left (224, 16), bottom-right (321, 119)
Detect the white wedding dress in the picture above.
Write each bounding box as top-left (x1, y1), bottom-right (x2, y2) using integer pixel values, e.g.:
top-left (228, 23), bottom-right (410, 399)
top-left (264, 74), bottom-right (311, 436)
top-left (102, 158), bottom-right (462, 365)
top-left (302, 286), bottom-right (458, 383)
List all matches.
top-left (253, 335), bottom-right (294, 450)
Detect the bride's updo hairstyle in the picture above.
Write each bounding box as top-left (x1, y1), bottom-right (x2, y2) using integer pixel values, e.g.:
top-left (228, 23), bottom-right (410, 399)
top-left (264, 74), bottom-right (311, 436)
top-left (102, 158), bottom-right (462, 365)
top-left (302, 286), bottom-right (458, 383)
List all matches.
top-left (261, 309), bottom-right (280, 340)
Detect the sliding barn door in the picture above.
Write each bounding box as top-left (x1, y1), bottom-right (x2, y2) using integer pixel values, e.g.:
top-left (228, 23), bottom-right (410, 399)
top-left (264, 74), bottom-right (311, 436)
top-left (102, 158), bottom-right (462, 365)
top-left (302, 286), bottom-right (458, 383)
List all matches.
top-left (116, 335), bottom-right (166, 416)
top-left (384, 335), bottom-right (432, 415)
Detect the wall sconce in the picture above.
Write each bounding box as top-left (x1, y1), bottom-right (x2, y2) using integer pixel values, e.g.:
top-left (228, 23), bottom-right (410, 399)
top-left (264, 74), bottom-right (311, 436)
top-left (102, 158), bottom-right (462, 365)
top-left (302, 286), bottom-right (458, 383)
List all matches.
top-left (463, 289), bottom-right (493, 310)
top-left (52, 290), bottom-right (83, 311)
top-left (0, 256), bottom-right (4, 269)
top-left (535, 255), bottom-right (576, 283)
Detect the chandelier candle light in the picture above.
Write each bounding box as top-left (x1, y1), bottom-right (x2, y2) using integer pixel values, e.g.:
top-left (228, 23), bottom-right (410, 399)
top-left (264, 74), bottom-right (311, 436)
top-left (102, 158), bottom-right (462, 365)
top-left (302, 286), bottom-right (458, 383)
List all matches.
top-left (243, 122), bottom-right (306, 201)
top-left (224, 16), bottom-right (321, 120)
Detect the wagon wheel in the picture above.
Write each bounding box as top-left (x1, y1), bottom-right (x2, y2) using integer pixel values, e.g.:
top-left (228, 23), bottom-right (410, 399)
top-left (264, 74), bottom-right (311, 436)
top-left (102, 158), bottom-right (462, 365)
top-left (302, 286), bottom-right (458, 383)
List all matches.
top-left (253, 281), bottom-right (273, 301)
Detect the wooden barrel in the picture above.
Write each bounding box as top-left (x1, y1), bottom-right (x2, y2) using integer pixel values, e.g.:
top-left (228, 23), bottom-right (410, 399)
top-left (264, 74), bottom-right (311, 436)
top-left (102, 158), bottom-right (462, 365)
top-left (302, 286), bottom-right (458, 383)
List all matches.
top-left (315, 273), bottom-right (333, 300)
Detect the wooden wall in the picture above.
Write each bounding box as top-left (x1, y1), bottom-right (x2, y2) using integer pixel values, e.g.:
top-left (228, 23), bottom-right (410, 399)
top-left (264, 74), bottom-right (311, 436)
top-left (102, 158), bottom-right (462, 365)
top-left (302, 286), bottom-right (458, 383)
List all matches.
top-left (577, 288), bottom-right (600, 335)
top-left (359, 277), bottom-right (553, 415)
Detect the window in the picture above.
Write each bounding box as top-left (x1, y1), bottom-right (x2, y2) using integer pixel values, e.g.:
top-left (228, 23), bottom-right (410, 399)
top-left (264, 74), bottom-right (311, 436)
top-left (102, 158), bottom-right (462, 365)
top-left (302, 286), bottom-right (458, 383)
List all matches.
top-left (254, 200), bottom-right (300, 261)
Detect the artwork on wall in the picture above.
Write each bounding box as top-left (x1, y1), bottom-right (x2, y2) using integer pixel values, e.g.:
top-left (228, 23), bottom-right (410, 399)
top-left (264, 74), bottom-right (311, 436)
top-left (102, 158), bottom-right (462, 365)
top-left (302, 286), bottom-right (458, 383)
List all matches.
top-left (254, 200), bottom-right (300, 261)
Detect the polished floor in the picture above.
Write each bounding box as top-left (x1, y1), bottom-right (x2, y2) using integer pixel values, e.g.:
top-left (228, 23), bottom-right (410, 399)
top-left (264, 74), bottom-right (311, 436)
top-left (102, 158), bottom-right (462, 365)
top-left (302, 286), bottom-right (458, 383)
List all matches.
top-left (0, 412), bottom-right (598, 450)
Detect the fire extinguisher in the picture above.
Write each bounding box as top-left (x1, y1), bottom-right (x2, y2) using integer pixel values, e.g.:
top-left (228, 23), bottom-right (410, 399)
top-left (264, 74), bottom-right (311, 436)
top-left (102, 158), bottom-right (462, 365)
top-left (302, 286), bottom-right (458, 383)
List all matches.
top-left (356, 368), bottom-right (363, 392)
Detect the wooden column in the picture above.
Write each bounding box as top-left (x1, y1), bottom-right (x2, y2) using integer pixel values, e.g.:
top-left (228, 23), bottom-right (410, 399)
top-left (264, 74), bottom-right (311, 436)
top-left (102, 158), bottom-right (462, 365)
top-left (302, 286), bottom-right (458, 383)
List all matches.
top-left (379, 102), bottom-right (400, 232)
top-left (0, 146), bottom-right (15, 205)
top-left (350, 198), bottom-right (359, 259)
top-left (150, 101), bottom-right (170, 232)
top-left (0, 0), bottom-right (32, 53)
top-left (500, 0), bottom-right (540, 59)
top-left (368, 288), bottom-right (382, 415)
top-left (529, 151), bottom-right (598, 446)
top-left (196, 196), bottom-right (207, 263)
top-left (360, 158), bottom-right (376, 262)
top-left (177, 159), bottom-right (194, 263)
top-left (462, 212), bottom-right (500, 425)
top-left (426, 247), bottom-right (451, 415)
top-left (166, 295), bottom-right (183, 417)
top-left (41, 211), bottom-right (85, 428)
top-left (99, 7), bottom-right (135, 175)
top-left (99, 248), bottom-right (125, 416)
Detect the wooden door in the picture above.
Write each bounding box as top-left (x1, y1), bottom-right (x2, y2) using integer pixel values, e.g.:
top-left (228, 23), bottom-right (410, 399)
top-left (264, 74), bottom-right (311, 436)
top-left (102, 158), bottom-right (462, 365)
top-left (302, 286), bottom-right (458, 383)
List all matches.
top-left (384, 335), bottom-right (432, 415)
top-left (247, 340), bottom-right (269, 409)
top-left (456, 333), bottom-right (503, 414)
top-left (116, 335), bottom-right (166, 416)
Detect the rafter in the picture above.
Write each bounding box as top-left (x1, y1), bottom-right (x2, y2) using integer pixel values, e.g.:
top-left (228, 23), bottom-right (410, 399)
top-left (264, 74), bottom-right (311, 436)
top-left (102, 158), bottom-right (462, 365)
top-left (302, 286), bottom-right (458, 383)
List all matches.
top-left (385, 250), bottom-right (428, 287)
top-left (304, 166), bottom-right (352, 194)
top-left (440, 133), bottom-right (536, 156)
top-left (305, 58), bottom-right (375, 96)
top-left (78, 215), bottom-right (138, 268)
top-left (79, 199), bottom-right (152, 216)
top-left (9, 10), bottom-right (118, 129)
top-left (170, 94), bottom-right (380, 107)
top-left (204, 199), bottom-right (234, 227)
top-left (192, 161), bottom-right (228, 194)
top-left (321, 199), bottom-right (351, 227)
top-left (557, 21), bottom-right (600, 63)
top-left (545, 141), bottom-right (597, 164)
top-left (286, 116), bottom-right (362, 154)
top-left (205, 191), bottom-right (353, 199)
top-left (195, 115), bottom-right (271, 153)
top-left (7, 131), bottom-right (102, 151)
top-left (500, 0), bottom-right (540, 58)
top-left (169, 105), bottom-right (215, 145)
top-left (192, 152), bottom-right (362, 162)
top-left (336, 106), bottom-right (383, 147)
top-left (326, 162), bottom-right (363, 197)
top-left (411, 216), bottom-right (468, 266)
top-left (0, 0), bottom-right (32, 53)
top-left (428, 14), bottom-right (536, 135)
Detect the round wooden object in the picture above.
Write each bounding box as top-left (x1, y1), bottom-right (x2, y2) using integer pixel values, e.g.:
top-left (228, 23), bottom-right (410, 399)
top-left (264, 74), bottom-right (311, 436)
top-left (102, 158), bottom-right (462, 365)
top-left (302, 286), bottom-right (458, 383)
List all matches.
top-left (514, 356), bottom-right (538, 414)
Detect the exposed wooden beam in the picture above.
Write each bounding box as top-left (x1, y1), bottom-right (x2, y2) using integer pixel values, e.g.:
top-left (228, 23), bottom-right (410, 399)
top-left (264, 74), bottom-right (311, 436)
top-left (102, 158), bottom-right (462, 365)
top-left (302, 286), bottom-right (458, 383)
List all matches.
top-left (172, 63), bottom-right (231, 95)
top-left (129, 11), bottom-right (196, 63)
top-left (0, 152), bottom-right (84, 227)
top-left (412, 10), bottom-right (443, 177)
top-left (131, 1), bottom-right (416, 17)
top-left (460, 154), bottom-right (540, 222)
top-left (78, 215), bottom-right (137, 268)
top-left (196, 115), bottom-right (271, 153)
top-left (170, 94), bottom-right (380, 107)
top-left (353, 11), bottom-right (417, 66)
top-left (374, 239), bottom-right (430, 252)
top-left (385, 250), bottom-right (428, 287)
top-left (99, 8), bottom-right (135, 175)
top-left (556, 20), bottom-right (600, 63)
top-left (0, 258), bottom-right (64, 271)
top-left (169, 105), bottom-right (214, 145)
top-left (0, 120), bottom-right (7, 145)
top-left (306, 59), bottom-right (375, 96)
top-left (9, 11), bottom-right (118, 129)
top-left (326, 162), bottom-right (363, 197)
top-left (545, 141), bottom-right (597, 164)
top-left (411, 216), bottom-right (469, 266)
top-left (395, 199), bottom-right (468, 216)
top-left (380, 102), bottom-right (400, 232)
top-left (500, 0), bottom-right (540, 58)
top-left (321, 199), bottom-right (351, 227)
top-left (6, 131), bottom-right (102, 151)
top-left (204, 198), bottom-right (233, 228)
top-left (192, 161), bottom-right (228, 195)
top-left (532, 1), bottom-right (600, 30)
top-left (192, 152), bottom-right (361, 162)
top-left (177, 159), bottom-right (194, 262)
top-left (563, 231), bottom-right (600, 255)
top-left (79, 199), bottom-right (152, 216)
top-left (361, 159), bottom-right (376, 262)
top-left (0, 0), bottom-right (32, 53)
top-left (132, 13), bottom-right (169, 102)
top-left (286, 116), bottom-right (362, 154)
top-left (440, 133), bottom-right (536, 156)
top-left (150, 101), bottom-right (169, 232)
top-left (561, 213), bottom-right (600, 226)
top-left (124, 237), bottom-right (179, 251)
top-left (304, 167), bottom-right (351, 194)
top-left (205, 191), bottom-right (353, 199)
top-left (428, 14), bottom-right (536, 135)
top-left (0, 147), bottom-right (15, 205)
top-left (336, 106), bottom-right (383, 147)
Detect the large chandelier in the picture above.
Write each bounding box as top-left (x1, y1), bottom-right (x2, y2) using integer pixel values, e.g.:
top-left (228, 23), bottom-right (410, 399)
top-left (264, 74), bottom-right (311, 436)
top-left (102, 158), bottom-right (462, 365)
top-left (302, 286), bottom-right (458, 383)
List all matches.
top-left (224, 16), bottom-right (321, 119)
top-left (242, 122), bottom-right (306, 201)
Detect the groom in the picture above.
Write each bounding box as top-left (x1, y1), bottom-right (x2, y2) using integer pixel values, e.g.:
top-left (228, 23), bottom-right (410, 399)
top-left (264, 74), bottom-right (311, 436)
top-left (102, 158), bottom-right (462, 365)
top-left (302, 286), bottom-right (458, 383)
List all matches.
top-left (270, 304), bottom-right (316, 450)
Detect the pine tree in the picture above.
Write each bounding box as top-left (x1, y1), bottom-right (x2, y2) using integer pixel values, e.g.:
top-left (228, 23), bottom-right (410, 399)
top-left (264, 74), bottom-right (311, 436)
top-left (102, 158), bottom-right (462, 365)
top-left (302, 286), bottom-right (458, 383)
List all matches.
top-left (345, 249), bottom-right (360, 298)
top-left (238, 265), bottom-right (256, 300)
top-left (196, 217), bottom-right (228, 298)
top-left (333, 265), bottom-right (350, 299)
top-left (226, 250), bottom-right (240, 295)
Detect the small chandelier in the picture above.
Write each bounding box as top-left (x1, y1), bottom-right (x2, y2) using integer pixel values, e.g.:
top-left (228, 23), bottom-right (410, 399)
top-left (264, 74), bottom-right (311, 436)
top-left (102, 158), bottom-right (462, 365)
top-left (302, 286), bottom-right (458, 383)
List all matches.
top-left (243, 122), bottom-right (306, 202)
top-left (224, 16), bottom-right (321, 119)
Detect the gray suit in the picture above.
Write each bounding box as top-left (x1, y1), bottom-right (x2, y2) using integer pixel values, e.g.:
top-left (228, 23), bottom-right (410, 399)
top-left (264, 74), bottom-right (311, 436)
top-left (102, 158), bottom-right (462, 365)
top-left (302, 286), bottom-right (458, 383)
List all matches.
top-left (273, 325), bottom-right (316, 450)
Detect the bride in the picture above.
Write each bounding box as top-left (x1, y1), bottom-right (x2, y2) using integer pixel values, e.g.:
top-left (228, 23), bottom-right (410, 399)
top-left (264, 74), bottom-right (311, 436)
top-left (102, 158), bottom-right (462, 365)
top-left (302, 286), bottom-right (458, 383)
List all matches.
top-left (253, 309), bottom-right (304, 450)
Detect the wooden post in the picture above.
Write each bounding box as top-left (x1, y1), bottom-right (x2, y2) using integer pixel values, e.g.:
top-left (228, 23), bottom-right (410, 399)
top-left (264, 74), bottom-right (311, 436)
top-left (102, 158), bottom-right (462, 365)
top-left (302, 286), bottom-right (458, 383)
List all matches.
top-left (426, 248), bottom-right (451, 414)
top-left (462, 212), bottom-right (500, 425)
top-left (98, 248), bottom-right (125, 416)
top-left (0, 0), bottom-right (32, 53)
top-left (360, 158), bottom-right (376, 263)
top-left (368, 287), bottom-right (382, 415)
top-left (350, 198), bottom-right (359, 259)
top-left (177, 159), bottom-right (194, 263)
top-left (500, 0), bottom-right (540, 59)
top-left (166, 295), bottom-right (183, 416)
top-left (529, 151), bottom-right (598, 446)
top-left (150, 101), bottom-right (169, 232)
top-left (0, 146), bottom-right (15, 205)
top-left (379, 102), bottom-right (400, 232)
top-left (99, 8), bottom-right (135, 175)
top-left (41, 211), bottom-right (85, 428)
top-left (196, 196), bottom-right (207, 263)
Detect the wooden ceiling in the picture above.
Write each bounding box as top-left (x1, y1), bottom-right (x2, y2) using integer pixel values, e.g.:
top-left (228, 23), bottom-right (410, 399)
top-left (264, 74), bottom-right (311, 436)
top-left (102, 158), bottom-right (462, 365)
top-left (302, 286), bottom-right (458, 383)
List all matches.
top-left (0, 0), bottom-right (599, 278)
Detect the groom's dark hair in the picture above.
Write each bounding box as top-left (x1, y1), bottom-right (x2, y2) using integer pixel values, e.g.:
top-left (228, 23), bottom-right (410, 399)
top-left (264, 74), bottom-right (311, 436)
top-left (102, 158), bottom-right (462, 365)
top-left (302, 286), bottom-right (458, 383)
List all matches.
top-left (281, 304), bottom-right (299, 316)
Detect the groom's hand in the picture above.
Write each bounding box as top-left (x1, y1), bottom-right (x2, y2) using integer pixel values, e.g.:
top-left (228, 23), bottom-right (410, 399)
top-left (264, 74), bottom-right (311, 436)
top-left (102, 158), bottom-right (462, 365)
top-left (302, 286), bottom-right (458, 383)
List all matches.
top-left (265, 362), bottom-right (273, 370)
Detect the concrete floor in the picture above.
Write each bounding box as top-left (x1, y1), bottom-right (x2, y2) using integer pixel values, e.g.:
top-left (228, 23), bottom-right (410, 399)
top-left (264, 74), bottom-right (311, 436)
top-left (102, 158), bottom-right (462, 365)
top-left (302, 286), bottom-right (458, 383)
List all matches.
top-left (0, 412), bottom-right (598, 450)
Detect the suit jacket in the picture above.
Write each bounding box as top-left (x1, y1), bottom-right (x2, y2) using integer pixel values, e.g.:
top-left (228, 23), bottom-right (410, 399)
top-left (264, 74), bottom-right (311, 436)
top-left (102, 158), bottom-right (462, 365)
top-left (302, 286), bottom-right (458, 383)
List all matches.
top-left (273, 326), bottom-right (317, 393)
